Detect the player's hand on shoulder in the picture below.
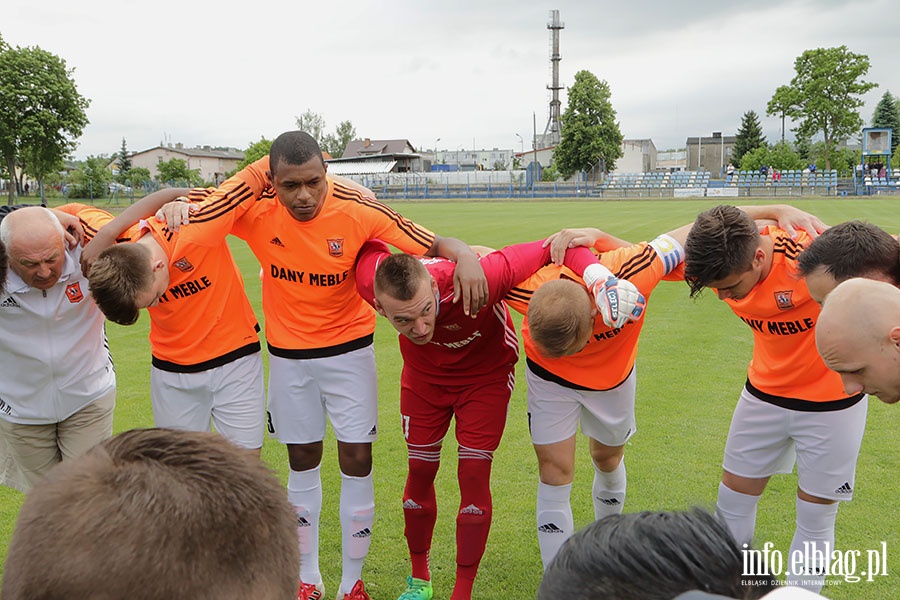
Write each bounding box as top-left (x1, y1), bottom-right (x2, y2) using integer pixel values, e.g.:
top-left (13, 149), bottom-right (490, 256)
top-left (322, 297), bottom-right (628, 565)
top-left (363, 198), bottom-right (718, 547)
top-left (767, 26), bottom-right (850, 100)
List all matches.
top-left (770, 204), bottom-right (827, 240)
top-left (583, 263), bottom-right (646, 329)
top-left (544, 228), bottom-right (605, 265)
top-left (50, 209), bottom-right (84, 249)
top-left (453, 252), bottom-right (488, 317)
top-left (154, 197), bottom-right (195, 231)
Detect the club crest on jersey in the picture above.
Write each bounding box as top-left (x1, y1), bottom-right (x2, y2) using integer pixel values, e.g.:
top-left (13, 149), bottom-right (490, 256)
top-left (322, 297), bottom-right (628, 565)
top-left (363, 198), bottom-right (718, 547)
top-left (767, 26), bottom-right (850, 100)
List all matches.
top-left (327, 238), bottom-right (344, 257)
top-left (774, 290), bottom-right (794, 310)
top-left (173, 257), bottom-right (194, 272)
top-left (442, 323), bottom-right (461, 331)
top-left (65, 282), bottom-right (84, 303)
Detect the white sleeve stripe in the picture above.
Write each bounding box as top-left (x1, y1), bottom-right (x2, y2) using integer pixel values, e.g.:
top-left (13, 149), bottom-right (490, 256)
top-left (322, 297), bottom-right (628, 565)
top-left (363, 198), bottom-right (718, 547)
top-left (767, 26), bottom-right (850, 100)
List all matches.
top-left (649, 234), bottom-right (684, 275)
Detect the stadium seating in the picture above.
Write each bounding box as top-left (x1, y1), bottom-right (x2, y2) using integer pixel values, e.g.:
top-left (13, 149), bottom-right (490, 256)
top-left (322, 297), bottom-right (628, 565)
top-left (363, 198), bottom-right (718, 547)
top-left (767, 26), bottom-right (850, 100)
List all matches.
top-left (725, 169), bottom-right (838, 190)
top-left (599, 171), bottom-right (711, 192)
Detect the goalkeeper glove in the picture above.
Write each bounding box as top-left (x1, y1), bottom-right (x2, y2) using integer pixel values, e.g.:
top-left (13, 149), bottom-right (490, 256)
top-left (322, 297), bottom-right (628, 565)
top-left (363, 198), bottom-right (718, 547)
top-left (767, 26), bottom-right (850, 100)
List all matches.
top-left (583, 263), bottom-right (647, 329)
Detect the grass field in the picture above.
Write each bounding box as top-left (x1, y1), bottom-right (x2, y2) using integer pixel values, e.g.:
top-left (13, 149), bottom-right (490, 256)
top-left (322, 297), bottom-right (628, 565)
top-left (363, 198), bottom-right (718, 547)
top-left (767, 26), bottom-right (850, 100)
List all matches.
top-left (2, 197), bottom-right (899, 598)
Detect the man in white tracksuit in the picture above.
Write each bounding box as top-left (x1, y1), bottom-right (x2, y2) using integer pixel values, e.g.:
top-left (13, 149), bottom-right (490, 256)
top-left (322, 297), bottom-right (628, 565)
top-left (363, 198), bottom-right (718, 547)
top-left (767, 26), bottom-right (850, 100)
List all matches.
top-left (0, 206), bottom-right (115, 491)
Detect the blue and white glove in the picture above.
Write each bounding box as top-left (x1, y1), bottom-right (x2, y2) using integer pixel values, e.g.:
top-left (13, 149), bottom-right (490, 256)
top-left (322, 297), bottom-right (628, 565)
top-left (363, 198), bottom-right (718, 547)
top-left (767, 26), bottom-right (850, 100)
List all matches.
top-left (583, 263), bottom-right (647, 329)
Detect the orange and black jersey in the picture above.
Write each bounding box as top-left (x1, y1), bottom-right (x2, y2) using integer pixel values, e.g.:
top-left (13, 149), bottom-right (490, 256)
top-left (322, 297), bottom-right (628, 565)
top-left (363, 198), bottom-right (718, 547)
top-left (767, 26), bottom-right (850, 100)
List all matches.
top-left (507, 236), bottom-right (683, 391)
top-left (184, 156), bottom-right (436, 355)
top-left (58, 202), bottom-right (261, 372)
top-left (724, 228), bottom-right (859, 406)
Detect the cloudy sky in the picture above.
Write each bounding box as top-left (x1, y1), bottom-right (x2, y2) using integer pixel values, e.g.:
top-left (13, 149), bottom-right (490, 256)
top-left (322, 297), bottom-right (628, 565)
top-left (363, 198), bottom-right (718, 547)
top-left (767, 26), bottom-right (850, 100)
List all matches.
top-left (4, 0), bottom-right (898, 159)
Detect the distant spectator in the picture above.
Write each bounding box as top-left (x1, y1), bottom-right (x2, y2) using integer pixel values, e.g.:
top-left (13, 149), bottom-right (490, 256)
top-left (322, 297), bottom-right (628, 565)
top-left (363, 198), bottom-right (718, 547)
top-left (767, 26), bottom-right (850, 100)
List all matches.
top-left (538, 508), bottom-right (776, 600)
top-left (808, 163), bottom-right (816, 173)
top-left (772, 169), bottom-right (781, 182)
top-left (2, 428), bottom-right (299, 600)
top-left (760, 165), bottom-right (768, 177)
top-left (879, 164), bottom-right (887, 179)
top-left (726, 163), bottom-right (735, 177)
top-left (23, 183), bottom-right (29, 196)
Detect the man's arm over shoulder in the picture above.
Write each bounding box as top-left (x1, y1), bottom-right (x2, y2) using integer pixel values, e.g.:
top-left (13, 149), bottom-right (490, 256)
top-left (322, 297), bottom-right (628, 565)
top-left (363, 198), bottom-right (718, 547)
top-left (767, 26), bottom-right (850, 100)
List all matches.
top-left (480, 239), bottom-right (598, 305)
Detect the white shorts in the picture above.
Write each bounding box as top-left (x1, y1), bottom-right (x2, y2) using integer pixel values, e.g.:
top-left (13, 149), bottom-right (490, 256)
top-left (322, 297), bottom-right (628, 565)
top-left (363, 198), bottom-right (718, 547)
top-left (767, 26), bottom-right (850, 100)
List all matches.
top-left (526, 365), bottom-right (637, 446)
top-left (267, 345), bottom-right (378, 445)
top-left (722, 387), bottom-right (868, 501)
top-left (150, 352), bottom-right (266, 450)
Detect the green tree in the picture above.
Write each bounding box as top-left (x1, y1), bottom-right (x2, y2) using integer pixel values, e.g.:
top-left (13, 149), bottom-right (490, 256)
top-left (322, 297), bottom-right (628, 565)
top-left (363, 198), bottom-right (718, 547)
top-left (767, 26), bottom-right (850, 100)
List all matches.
top-left (871, 91), bottom-right (900, 156)
top-left (0, 40), bottom-right (90, 204)
top-left (116, 138), bottom-right (132, 183)
top-left (156, 158), bottom-right (202, 186)
top-left (554, 70), bottom-right (623, 178)
top-left (766, 86), bottom-right (800, 144)
top-left (233, 136), bottom-right (272, 174)
top-left (733, 110), bottom-right (766, 167)
top-left (771, 45), bottom-right (877, 170)
top-left (125, 166), bottom-right (152, 188)
top-left (65, 156), bottom-right (110, 199)
top-left (295, 109), bottom-right (326, 142)
top-left (767, 141), bottom-right (805, 171)
top-left (321, 120), bottom-right (356, 158)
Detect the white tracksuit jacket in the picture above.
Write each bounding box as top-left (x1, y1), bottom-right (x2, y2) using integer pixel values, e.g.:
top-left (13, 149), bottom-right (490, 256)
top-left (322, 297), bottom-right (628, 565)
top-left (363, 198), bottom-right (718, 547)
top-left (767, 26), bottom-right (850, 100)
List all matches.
top-left (0, 245), bottom-right (115, 424)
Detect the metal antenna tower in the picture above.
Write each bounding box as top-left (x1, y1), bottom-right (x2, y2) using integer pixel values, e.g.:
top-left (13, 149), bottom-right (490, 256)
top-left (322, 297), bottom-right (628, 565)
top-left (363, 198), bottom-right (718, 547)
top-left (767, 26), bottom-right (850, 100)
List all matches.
top-left (543, 9), bottom-right (564, 146)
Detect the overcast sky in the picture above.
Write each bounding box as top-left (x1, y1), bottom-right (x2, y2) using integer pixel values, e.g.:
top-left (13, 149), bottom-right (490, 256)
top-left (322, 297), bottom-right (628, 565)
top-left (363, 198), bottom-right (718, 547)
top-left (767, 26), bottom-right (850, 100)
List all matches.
top-left (4, 0), bottom-right (898, 160)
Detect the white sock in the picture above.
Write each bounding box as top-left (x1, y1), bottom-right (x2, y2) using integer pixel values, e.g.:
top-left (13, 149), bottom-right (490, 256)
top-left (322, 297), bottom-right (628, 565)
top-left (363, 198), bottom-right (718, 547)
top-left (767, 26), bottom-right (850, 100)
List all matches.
top-left (536, 481), bottom-right (574, 570)
top-left (786, 498), bottom-right (838, 592)
top-left (592, 459), bottom-right (626, 520)
top-left (339, 470), bottom-right (375, 594)
top-left (288, 466), bottom-right (322, 584)
top-left (716, 481), bottom-right (761, 547)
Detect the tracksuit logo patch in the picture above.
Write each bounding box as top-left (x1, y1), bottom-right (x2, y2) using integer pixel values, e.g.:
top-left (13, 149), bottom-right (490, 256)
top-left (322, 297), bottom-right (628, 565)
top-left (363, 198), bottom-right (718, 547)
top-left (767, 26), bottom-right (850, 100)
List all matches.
top-left (65, 282), bottom-right (84, 303)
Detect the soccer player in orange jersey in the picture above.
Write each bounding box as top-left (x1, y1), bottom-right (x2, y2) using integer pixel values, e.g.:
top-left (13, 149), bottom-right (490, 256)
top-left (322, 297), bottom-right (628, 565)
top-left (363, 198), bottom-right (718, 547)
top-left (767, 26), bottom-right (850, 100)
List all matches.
top-left (87, 131), bottom-right (489, 600)
top-left (505, 225), bottom-right (689, 570)
top-left (80, 191), bottom-right (266, 454)
top-left (684, 205), bottom-right (865, 593)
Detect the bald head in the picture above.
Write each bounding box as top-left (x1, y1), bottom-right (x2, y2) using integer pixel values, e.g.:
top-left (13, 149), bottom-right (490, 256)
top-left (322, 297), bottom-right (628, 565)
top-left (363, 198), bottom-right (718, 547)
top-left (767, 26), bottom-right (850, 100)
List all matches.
top-left (0, 207), bottom-right (66, 290)
top-left (816, 278), bottom-right (900, 404)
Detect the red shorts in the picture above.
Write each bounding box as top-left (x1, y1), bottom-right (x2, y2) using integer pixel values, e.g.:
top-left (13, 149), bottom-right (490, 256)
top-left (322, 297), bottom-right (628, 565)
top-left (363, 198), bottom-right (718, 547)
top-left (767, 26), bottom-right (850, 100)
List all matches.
top-left (400, 370), bottom-right (514, 451)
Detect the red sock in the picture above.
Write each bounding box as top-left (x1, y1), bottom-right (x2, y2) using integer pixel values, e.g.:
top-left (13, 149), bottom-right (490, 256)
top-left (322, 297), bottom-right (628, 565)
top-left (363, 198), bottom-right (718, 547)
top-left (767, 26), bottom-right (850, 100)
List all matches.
top-left (454, 457), bottom-right (493, 599)
top-left (404, 455), bottom-right (440, 581)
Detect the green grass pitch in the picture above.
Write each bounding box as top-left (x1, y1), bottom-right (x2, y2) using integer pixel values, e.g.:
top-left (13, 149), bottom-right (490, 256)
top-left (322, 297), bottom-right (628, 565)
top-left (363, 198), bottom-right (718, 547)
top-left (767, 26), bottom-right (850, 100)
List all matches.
top-left (2, 198), bottom-right (899, 598)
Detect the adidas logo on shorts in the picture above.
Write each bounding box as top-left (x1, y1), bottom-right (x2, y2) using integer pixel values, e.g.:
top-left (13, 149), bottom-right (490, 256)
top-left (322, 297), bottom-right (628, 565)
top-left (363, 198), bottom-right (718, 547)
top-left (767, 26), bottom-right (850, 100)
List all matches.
top-left (270, 237), bottom-right (285, 247)
top-left (403, 499), bottom-right (423, 510)
top-left (459, 504), bottom-right (483, 515)
top-left (538, 523), bottom-right (563, 534)
top-left (352, 528), bottom-right (372, 539)
top-left (596, 497), bottom-right (621, 506)
top-left (367, 425), bottom-right (377, 436)
top-left (835, 482), bottom-right (853, 495)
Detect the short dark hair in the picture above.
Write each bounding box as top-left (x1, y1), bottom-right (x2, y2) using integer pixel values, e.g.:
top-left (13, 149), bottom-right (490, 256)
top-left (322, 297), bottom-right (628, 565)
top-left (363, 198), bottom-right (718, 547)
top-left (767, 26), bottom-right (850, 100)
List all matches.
top-left (684, 205), bottom-right (759, 298)
top-left (798, 220), bottom-right (900, 284)
top-left (374, 252), bottom-right (430, 301)
top-left (270, 130), bottom-right (325, 173)
top-left (88, 243), bottom-right (152, 325)
top-left (538, 508), bottom-right (776, 600)
top-left (2, 428), bottom-right (299, 600)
